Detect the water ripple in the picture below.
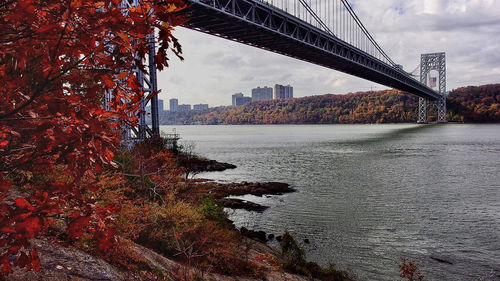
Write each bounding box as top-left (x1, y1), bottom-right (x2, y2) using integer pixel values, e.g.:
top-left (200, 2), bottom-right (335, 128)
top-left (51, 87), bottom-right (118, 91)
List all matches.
top-left (165, 124), bottom-right (500, 281)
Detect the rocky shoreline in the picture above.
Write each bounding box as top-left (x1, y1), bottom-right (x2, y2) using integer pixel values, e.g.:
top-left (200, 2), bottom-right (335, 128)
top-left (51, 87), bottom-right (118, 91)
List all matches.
top-left (182, 156), bottom-right (296, 213)
top-left (195, 180), bottom-right (295, 213)
top-left (209, 181), bottom-right (297, 244)
top-left (180, 155), bottom-right (237, 173)
top-left (191, 162), bottom-right (353, 281)
top-left (217, 198), bottom-right (269, 212)
top-left (6, 155), bottom-right (353, 281)
top-left (188, 159), bottom-right (299, 244)
top-left (209, 181), bottom-right (296, 198)
top-left (191, 180), bottom-right (296, 221)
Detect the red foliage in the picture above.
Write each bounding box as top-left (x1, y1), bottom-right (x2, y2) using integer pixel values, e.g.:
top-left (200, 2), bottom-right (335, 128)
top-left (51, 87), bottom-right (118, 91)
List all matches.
top-left (0, 0), bottom-right (185, 276)
top-left (399, 257), bottom-right (424, 281)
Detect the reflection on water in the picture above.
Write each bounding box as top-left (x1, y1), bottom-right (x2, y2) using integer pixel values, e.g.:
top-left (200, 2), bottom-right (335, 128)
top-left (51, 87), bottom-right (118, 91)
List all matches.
top-left (161, 124), bottom-right (500, 281)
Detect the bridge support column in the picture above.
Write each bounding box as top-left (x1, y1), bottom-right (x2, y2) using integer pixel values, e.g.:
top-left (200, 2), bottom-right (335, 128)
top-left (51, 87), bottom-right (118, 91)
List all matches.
top-left (419, 52), bottom-right (447, 124)
top-left (436, 96), bottom-right (447, 123)
top-left (418, 98), bottom-right (428, 123)
top-left (117, 0), bottom-right (159, 145)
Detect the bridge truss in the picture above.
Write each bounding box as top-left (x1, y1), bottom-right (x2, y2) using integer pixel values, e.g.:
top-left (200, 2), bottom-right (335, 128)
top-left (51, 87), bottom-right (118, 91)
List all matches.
top-left (181, 0), bottom-right (443, 100)
top-left (121, 0), bottom-right (447, 143)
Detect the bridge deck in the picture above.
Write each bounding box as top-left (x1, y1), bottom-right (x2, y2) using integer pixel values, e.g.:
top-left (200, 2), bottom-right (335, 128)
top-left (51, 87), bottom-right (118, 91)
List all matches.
top-left (181, 0), bottom-right (443, 100)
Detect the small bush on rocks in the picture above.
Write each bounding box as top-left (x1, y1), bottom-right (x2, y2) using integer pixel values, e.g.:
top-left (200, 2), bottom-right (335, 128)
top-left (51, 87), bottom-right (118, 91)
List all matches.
top-left (280, 231), bottom-right (351, 281)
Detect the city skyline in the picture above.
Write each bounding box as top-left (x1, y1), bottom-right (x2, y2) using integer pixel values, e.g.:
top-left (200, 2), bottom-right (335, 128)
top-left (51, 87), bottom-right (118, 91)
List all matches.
top-left (149, 98), bottom-right (210, 112)
top-left (157, 0), bottom-right (500, 107)
top-left (166, 83), bottom-right (293, 110)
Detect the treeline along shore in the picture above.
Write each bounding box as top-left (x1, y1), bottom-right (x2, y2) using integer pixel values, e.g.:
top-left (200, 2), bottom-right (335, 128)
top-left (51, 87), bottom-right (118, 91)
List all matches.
top-left (162, 84), bottom-right (500, 125)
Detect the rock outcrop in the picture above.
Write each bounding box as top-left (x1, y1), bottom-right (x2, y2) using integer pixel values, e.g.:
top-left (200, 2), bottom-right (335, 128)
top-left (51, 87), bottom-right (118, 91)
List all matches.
top-left (7, 238), bottom-right (317, 281)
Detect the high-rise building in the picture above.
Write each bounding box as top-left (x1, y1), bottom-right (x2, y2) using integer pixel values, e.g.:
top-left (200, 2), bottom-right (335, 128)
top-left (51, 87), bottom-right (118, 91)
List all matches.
top-left (232, 93), bottom-right (244, 106)
top-left (285, 85), bottom-right (293, 99)
top-left (193, 104), bottom-right (209, 111)
top-left (177, 104), bottom-right (191, 112)
top-left (158, 99), bottom-right (164, 112)
top-left (252, 87), bottom-right (273, 101)
top-left (273, 84), bottom-right (293, 99)
top-left (169, 98), bottom-right (178, 112)
top-left (235, 96), bottom-right (252, 106)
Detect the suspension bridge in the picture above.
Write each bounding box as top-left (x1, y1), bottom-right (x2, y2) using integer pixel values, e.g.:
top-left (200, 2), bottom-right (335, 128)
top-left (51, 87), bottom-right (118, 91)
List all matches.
top-left (121, 0), bottom-right (447, 143)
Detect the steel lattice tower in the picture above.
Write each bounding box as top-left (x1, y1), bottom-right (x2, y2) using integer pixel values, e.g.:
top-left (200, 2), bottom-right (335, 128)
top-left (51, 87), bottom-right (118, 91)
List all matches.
top-left (418, 52), bottom-right (447, 123)
top-left (116, 0), bottom-right (160, 145)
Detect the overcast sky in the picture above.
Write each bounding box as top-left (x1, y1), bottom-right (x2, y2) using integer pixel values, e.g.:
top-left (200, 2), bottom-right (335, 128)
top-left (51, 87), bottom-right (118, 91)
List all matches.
top-left (157, 0), bottom-right (500, 107)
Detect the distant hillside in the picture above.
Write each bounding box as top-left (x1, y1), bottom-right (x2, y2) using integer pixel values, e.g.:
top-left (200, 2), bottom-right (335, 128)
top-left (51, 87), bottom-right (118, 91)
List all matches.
top-left (447, 84), bottom-right (500, 122)
top-left (163, 84), bottom-right (500, 124)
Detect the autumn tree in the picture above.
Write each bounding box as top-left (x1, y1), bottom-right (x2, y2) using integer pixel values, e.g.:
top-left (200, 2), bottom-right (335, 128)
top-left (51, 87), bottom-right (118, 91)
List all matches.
top-left (168, 84), bottom-right (500, 125)
top-left (0, 0), bottom-right (185, 276)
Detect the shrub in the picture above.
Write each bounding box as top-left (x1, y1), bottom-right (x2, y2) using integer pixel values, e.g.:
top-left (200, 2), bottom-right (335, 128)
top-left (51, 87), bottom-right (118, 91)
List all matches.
top-left (79, 146), bottom-right (256, 277)
top-left (198, 195), bottom-right (227, 225)
top-left (280, 231), bottom-right (306, 271)
top-left (399, 258), bottom-right (424, 281)
top-left (280, 231), bottom-right (350, 281)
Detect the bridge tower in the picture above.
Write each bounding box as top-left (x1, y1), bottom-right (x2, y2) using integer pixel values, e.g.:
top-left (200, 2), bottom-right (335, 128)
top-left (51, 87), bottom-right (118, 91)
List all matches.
top-left (418, 52), bottom-right (447, 123)
top-left (116, 0), bottom-right (160, 146)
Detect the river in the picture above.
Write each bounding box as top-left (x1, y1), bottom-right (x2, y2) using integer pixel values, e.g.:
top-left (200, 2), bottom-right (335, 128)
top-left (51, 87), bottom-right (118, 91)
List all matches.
top-left (160, 124), bottom-right (500, 281)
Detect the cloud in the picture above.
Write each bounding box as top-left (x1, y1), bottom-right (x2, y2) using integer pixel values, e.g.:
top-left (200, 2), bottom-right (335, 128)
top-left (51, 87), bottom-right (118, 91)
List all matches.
top-left (157, 0), bottom-right (500, 107)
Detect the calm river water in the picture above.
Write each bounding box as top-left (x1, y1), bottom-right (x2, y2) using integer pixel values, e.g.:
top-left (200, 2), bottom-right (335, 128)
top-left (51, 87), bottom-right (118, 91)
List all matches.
top-left (160, 124), bottom-right (500, 281)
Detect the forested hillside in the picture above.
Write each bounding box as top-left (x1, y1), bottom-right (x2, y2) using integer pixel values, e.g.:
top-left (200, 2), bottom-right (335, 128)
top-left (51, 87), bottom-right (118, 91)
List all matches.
top-left (447, 84), bottom-right (500, 122)
top-left (164, 84), bottom-right (500, 124)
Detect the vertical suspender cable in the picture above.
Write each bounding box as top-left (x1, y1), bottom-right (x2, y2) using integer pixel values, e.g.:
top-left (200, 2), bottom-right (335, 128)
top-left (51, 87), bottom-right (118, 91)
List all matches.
top-left (350, 10), bottom-right (351, 44)
top-left (333, 0), bottom-right (336, 35)
top-left (342, 1), bottom-right (344, 40)
top-left (357, 24), bottom-right (359, 48)
top-left (333, 0), bottom-right (335, 35)
top-left (349, 13), bottom-right (351, 44)
top-left (310, 0), bottom-right (312, 24)
top-left (349, 12), bottom-right (351, 44)
top-left (329, 0), bottom-right (332, 33)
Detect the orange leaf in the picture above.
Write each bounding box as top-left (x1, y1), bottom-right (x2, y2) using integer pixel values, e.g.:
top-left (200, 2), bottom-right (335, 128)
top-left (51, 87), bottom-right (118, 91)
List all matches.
top-left (104, 147), bottom-right (114, 161)
top-left (117, 32), bottom-right (130, 43)
top-left (117, 72), bottom-right (128, 80)
top-left (102, 75), bottom-right (115, 89)
top-left (14, 198), bottom-right (34, 210)
top-left (0, 227), bottom-right (16, 234)
top-left (15, 217), bottom-right (42, 238)
top-left (68, 216), bottom-right (91, 239)
top-left (31, 249), bottom-right (40, 271)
